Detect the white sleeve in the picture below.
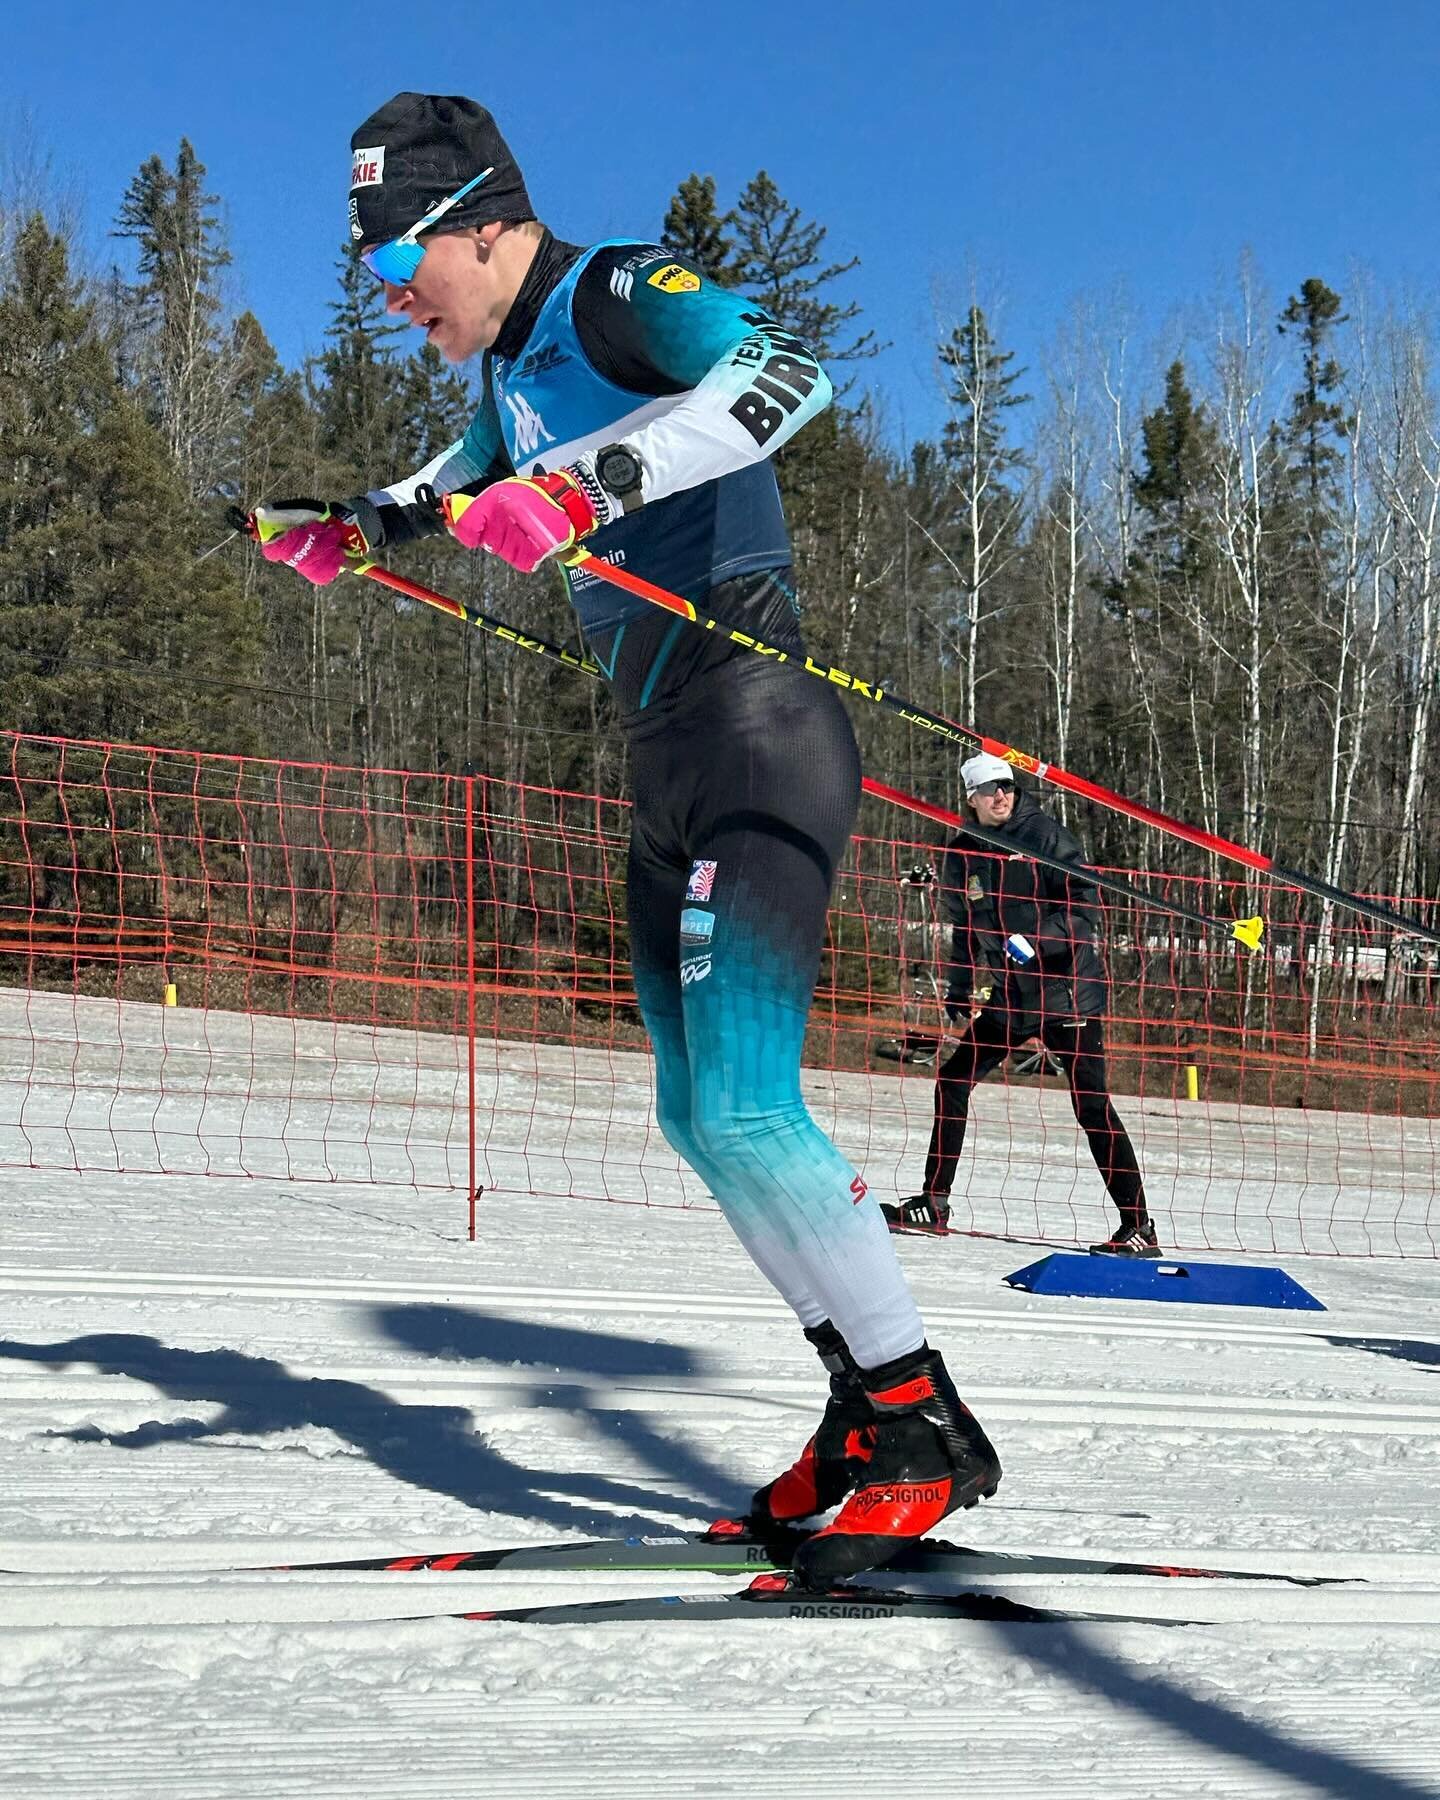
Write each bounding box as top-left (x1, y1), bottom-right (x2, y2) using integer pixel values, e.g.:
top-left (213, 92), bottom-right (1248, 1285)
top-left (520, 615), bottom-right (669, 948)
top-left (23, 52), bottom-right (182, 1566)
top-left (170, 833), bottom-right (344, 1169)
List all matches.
top-left (622, 322), bottom-right (833, 504)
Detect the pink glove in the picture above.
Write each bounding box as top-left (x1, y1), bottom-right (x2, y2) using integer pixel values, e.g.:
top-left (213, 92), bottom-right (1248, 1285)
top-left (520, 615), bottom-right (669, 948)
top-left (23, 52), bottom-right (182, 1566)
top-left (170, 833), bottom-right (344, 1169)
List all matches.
top-left (253, 502), bottom-right (358, 587)
top-left (444, 472), bottom-right (598, 574)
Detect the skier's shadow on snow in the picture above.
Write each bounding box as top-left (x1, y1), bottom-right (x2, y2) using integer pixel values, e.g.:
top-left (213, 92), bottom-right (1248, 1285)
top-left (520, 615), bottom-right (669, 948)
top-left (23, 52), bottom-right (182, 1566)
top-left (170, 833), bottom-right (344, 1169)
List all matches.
top-left (1319, 1333), bottom-right (1440, 1373)
top-left (0, 1316), bottom-right (750, 1537)
top-left (374, 1302), bottom-right (756, 1516)
top-left (979, 1619), bottom-right (1437, 1800)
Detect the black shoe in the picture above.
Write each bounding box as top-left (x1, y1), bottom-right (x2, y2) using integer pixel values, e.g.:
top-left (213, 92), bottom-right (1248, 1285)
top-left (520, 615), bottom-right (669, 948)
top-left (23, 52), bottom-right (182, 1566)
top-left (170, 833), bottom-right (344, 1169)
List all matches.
top-left (880, 1195), bottom-right (952, 1235)
top-left (1090, 1219), bottom-right (1162, 1257)
top-left (790, 1345), bottom-right (1001, 1588)
top-left (748, 1323), bottom-right (876, 1528)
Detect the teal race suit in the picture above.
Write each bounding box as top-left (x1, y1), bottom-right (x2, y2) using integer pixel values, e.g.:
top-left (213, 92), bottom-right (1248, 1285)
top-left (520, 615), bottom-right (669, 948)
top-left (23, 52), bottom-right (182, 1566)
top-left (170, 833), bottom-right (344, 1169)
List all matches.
top-left (345, 235), bottom-right (825, 719)
top-left (343, 235), bottom-right (922, 1369)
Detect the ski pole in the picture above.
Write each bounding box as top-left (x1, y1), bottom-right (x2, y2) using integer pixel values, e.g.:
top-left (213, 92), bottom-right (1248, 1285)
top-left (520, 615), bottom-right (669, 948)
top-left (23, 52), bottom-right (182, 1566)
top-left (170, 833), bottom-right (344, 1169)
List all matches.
top-left (351, 556), bottom-right (602, 677)
top-left (225, 507), bottom-right (604, 679)
top-left (314, 552), bottom-right (1262, 952)
top-left (231, 501), bottom-right (1430, 944)
top-left (863, 776), bottom-right (1264, 951)
top-left (552, 545), bottom-right (1438, 949)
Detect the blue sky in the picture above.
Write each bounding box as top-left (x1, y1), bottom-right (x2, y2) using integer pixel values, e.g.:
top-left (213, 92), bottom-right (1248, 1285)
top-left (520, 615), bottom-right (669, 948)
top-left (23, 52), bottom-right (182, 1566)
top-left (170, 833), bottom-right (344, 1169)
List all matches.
top-left (5, 1), bottom-right (1439, 446)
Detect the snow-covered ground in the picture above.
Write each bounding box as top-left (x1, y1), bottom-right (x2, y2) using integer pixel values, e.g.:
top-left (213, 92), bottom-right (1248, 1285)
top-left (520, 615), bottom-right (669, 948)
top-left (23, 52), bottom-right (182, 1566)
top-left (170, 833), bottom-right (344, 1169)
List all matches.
top-left (7, 987), bottom-right (1438, 1257)
top-left (3, 999), bottom-right (1440, 1798)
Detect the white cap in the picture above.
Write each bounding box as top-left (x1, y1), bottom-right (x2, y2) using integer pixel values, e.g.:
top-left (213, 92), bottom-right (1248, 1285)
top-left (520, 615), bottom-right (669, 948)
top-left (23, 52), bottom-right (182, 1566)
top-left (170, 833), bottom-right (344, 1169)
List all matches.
top-left (961, 751), bottom-right (1015, 794)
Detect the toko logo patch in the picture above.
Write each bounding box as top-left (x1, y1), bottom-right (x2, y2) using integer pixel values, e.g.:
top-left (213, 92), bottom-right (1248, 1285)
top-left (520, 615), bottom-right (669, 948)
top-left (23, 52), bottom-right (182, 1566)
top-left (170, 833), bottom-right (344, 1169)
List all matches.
top-left (350, 146), bottom-right (385, 189)
top-left (647, 262), bottom-right (702, 294)
top-left (686, 860), bottom-right (718, 902)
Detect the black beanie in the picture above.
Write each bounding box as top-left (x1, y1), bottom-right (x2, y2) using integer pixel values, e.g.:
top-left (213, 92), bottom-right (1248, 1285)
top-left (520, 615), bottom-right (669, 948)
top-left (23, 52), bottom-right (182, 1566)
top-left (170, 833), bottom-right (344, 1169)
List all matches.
top-left (348, 93), bottom-right (534, 247)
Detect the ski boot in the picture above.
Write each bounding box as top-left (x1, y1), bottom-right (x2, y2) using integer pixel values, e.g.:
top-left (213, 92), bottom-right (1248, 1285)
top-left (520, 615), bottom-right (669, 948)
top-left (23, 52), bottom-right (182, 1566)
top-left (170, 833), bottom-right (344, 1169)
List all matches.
top-left (746, 1323), bottom-right (876, 1529)
top-left (790, 1344), bottom-right (1001, 1588)
top-left (1090, 1216), bottom-right (1161, 1257)
top-left (881, 1194), bottom-right (952, 1235)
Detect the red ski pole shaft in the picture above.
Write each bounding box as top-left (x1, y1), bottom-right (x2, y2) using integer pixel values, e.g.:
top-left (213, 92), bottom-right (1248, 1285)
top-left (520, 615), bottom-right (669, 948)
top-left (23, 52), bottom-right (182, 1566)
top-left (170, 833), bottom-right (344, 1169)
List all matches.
top-left (340, 557), bottom-right (1261, 948)
top-left (566, 550), bottom-right (1439, 947)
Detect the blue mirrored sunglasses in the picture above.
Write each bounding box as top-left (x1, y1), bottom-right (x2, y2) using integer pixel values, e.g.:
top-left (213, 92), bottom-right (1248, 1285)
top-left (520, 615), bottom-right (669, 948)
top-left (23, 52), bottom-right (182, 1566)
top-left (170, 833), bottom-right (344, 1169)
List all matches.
top-left (359, 166), bottom-right (495, 286)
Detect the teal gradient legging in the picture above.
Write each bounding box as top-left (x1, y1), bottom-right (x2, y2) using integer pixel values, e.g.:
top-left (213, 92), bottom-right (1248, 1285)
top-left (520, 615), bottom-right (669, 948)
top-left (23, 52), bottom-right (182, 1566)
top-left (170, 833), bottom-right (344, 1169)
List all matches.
top-left (625, 664), bottom-right (923, 1371)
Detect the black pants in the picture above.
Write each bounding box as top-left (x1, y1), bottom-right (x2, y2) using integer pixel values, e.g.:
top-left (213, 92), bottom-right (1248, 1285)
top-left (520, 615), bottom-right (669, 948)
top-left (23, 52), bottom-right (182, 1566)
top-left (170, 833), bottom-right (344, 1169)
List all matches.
top-left (614, 598), bottom-right (927, 1369)
top-left (922, 1010), bottom-right (1146, 1221)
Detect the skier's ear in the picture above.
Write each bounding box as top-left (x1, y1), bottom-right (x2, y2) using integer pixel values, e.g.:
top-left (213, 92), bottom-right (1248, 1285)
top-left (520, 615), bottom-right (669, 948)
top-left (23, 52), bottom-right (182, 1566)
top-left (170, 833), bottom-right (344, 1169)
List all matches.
top-left (473, 221), bottom-right (509, 261)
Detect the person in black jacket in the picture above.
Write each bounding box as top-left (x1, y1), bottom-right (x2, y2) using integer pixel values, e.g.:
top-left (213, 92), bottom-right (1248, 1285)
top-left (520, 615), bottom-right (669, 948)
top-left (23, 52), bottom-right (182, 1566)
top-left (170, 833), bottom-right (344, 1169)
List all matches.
top-left (882, 753), bottom-right (1159, 1256)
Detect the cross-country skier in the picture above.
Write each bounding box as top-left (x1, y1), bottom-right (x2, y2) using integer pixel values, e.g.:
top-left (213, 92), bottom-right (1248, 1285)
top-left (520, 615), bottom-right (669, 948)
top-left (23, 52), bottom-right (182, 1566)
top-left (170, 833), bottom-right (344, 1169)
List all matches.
top-left (245, 93), bottom-right (1000, 1586)
top-left (883, 752), bottom-right (1160, 1255)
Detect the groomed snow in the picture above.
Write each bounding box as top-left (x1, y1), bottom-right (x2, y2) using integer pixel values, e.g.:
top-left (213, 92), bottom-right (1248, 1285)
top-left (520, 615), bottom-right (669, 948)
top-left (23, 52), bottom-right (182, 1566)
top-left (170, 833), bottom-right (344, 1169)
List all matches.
top-left (3, 995), bottom-right (1440, 1798)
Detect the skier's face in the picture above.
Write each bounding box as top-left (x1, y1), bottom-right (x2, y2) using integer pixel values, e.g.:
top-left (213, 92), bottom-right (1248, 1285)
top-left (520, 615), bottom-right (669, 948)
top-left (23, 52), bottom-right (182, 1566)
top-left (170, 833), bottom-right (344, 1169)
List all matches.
top-left (970, 782), bottom-right (1016, 826)
top-left (379, 223), bottom-right (528, 362)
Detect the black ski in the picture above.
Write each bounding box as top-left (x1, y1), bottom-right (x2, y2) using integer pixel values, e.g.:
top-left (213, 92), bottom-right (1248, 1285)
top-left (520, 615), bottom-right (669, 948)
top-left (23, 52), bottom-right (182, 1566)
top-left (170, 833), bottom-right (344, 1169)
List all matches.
top-left (0, 1524), bottom-right (1353, 1587)
top-left (256, 1523), bottom-right (1355, 1586)
top-left (455, 1574), bottom-right (1196, 1627)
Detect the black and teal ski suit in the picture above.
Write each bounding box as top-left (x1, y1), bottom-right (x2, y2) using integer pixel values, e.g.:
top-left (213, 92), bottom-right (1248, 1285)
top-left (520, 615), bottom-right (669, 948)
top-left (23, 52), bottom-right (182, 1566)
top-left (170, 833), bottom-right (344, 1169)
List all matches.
top-left (347, 234), bottom-right (922, 1368)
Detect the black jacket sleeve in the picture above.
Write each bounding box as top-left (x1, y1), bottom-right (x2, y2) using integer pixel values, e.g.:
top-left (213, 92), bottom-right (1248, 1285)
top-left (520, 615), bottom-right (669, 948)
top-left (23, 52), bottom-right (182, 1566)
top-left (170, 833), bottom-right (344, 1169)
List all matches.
top-left (1022, 812), bottom-right (1101, 962)
top-left (939, 837), bottom-right (1000, 1005)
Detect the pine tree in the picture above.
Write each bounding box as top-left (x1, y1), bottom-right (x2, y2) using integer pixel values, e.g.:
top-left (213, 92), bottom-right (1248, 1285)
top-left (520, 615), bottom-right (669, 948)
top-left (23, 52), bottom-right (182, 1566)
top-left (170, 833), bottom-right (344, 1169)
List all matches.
top-left (0, 215), bottom-right (111, 734)
top-left (1264, 280), bottom-right (1349, 748)
top-left (727, 171), bottom-right (876, 362)
top-left (0, 213), bottom-right (257, 752)
top-left (227, 309), bottom-right (314, 505)
top-left (314, 245), bottom-right (408, 483)
top-left (400, 341), bottom-right (472, 468)
top-left (940, 306), bottom-right (1028, 474)
top-left (1278, 277), bottom-right (1348, 503)
top-left (1122, 355), bottom-right (1268, 842)
top-left (225, 308), bottom-right (330, 757)
top-left (304, 248), bottom-right (417, 766)
top-left (1131, 359), bottom-right (1217, 584)
top-left (1273, 279), bottom-right (1368, 886)
top-left (660, 174), bottom-right (734, 282)
top-left (936, 305), bottom-right (1029, 720)
top-left (113, 140), bottom-right (235, 495)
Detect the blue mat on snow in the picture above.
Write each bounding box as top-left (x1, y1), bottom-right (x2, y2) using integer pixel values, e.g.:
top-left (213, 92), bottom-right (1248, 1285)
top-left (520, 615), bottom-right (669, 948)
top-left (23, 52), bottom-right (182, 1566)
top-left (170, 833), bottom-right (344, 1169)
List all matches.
top-left (1003, 1252), bottom-right (1325, 1311)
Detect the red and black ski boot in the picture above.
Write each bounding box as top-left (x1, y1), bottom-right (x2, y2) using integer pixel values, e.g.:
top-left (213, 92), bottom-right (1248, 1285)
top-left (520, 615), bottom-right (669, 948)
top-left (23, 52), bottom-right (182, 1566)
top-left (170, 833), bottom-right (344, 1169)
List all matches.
top-left (746, 1323), bottom-right (876, 1529)
top-left (789, 1344), bottom-right (1001, 1588)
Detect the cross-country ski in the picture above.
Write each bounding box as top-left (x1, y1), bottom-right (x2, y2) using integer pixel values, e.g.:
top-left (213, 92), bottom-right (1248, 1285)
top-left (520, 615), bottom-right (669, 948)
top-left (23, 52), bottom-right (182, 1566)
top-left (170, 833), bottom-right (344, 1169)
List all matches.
top-left (0, 1525), bottom-right (1361, 1586)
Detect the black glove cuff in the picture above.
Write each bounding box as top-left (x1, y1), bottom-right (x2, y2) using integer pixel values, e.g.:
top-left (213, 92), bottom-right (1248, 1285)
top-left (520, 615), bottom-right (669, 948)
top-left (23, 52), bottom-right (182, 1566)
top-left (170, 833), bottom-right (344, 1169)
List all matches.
top-left (340, 495), bottom-right (386, 551)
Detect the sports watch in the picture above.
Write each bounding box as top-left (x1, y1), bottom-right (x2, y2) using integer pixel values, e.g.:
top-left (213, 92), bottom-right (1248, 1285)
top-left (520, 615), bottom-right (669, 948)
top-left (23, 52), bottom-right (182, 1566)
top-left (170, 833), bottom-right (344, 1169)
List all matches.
top-left (594, 443), bottom-right (645, 515)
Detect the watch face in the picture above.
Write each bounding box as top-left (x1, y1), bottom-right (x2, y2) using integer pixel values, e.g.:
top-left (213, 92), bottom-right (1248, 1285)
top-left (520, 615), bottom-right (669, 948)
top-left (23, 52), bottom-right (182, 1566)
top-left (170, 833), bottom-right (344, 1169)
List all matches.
top-left (597, 447), bottom-right (641, 494)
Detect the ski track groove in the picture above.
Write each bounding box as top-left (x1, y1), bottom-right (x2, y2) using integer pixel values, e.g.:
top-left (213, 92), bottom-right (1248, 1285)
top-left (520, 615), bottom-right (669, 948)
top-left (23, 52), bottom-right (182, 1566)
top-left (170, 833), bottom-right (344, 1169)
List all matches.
top-left (0, 1262), bottom-right (1422, 1352)
top-left (4, 1691), bottom-right (1440, 1800)
top-left (4, 1366), bottom-right (1439, 1438)
top-left (6, 1267), bottom-right (1440, 1445)
top-left (0, 1771), bottom-right (1412, 1800)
